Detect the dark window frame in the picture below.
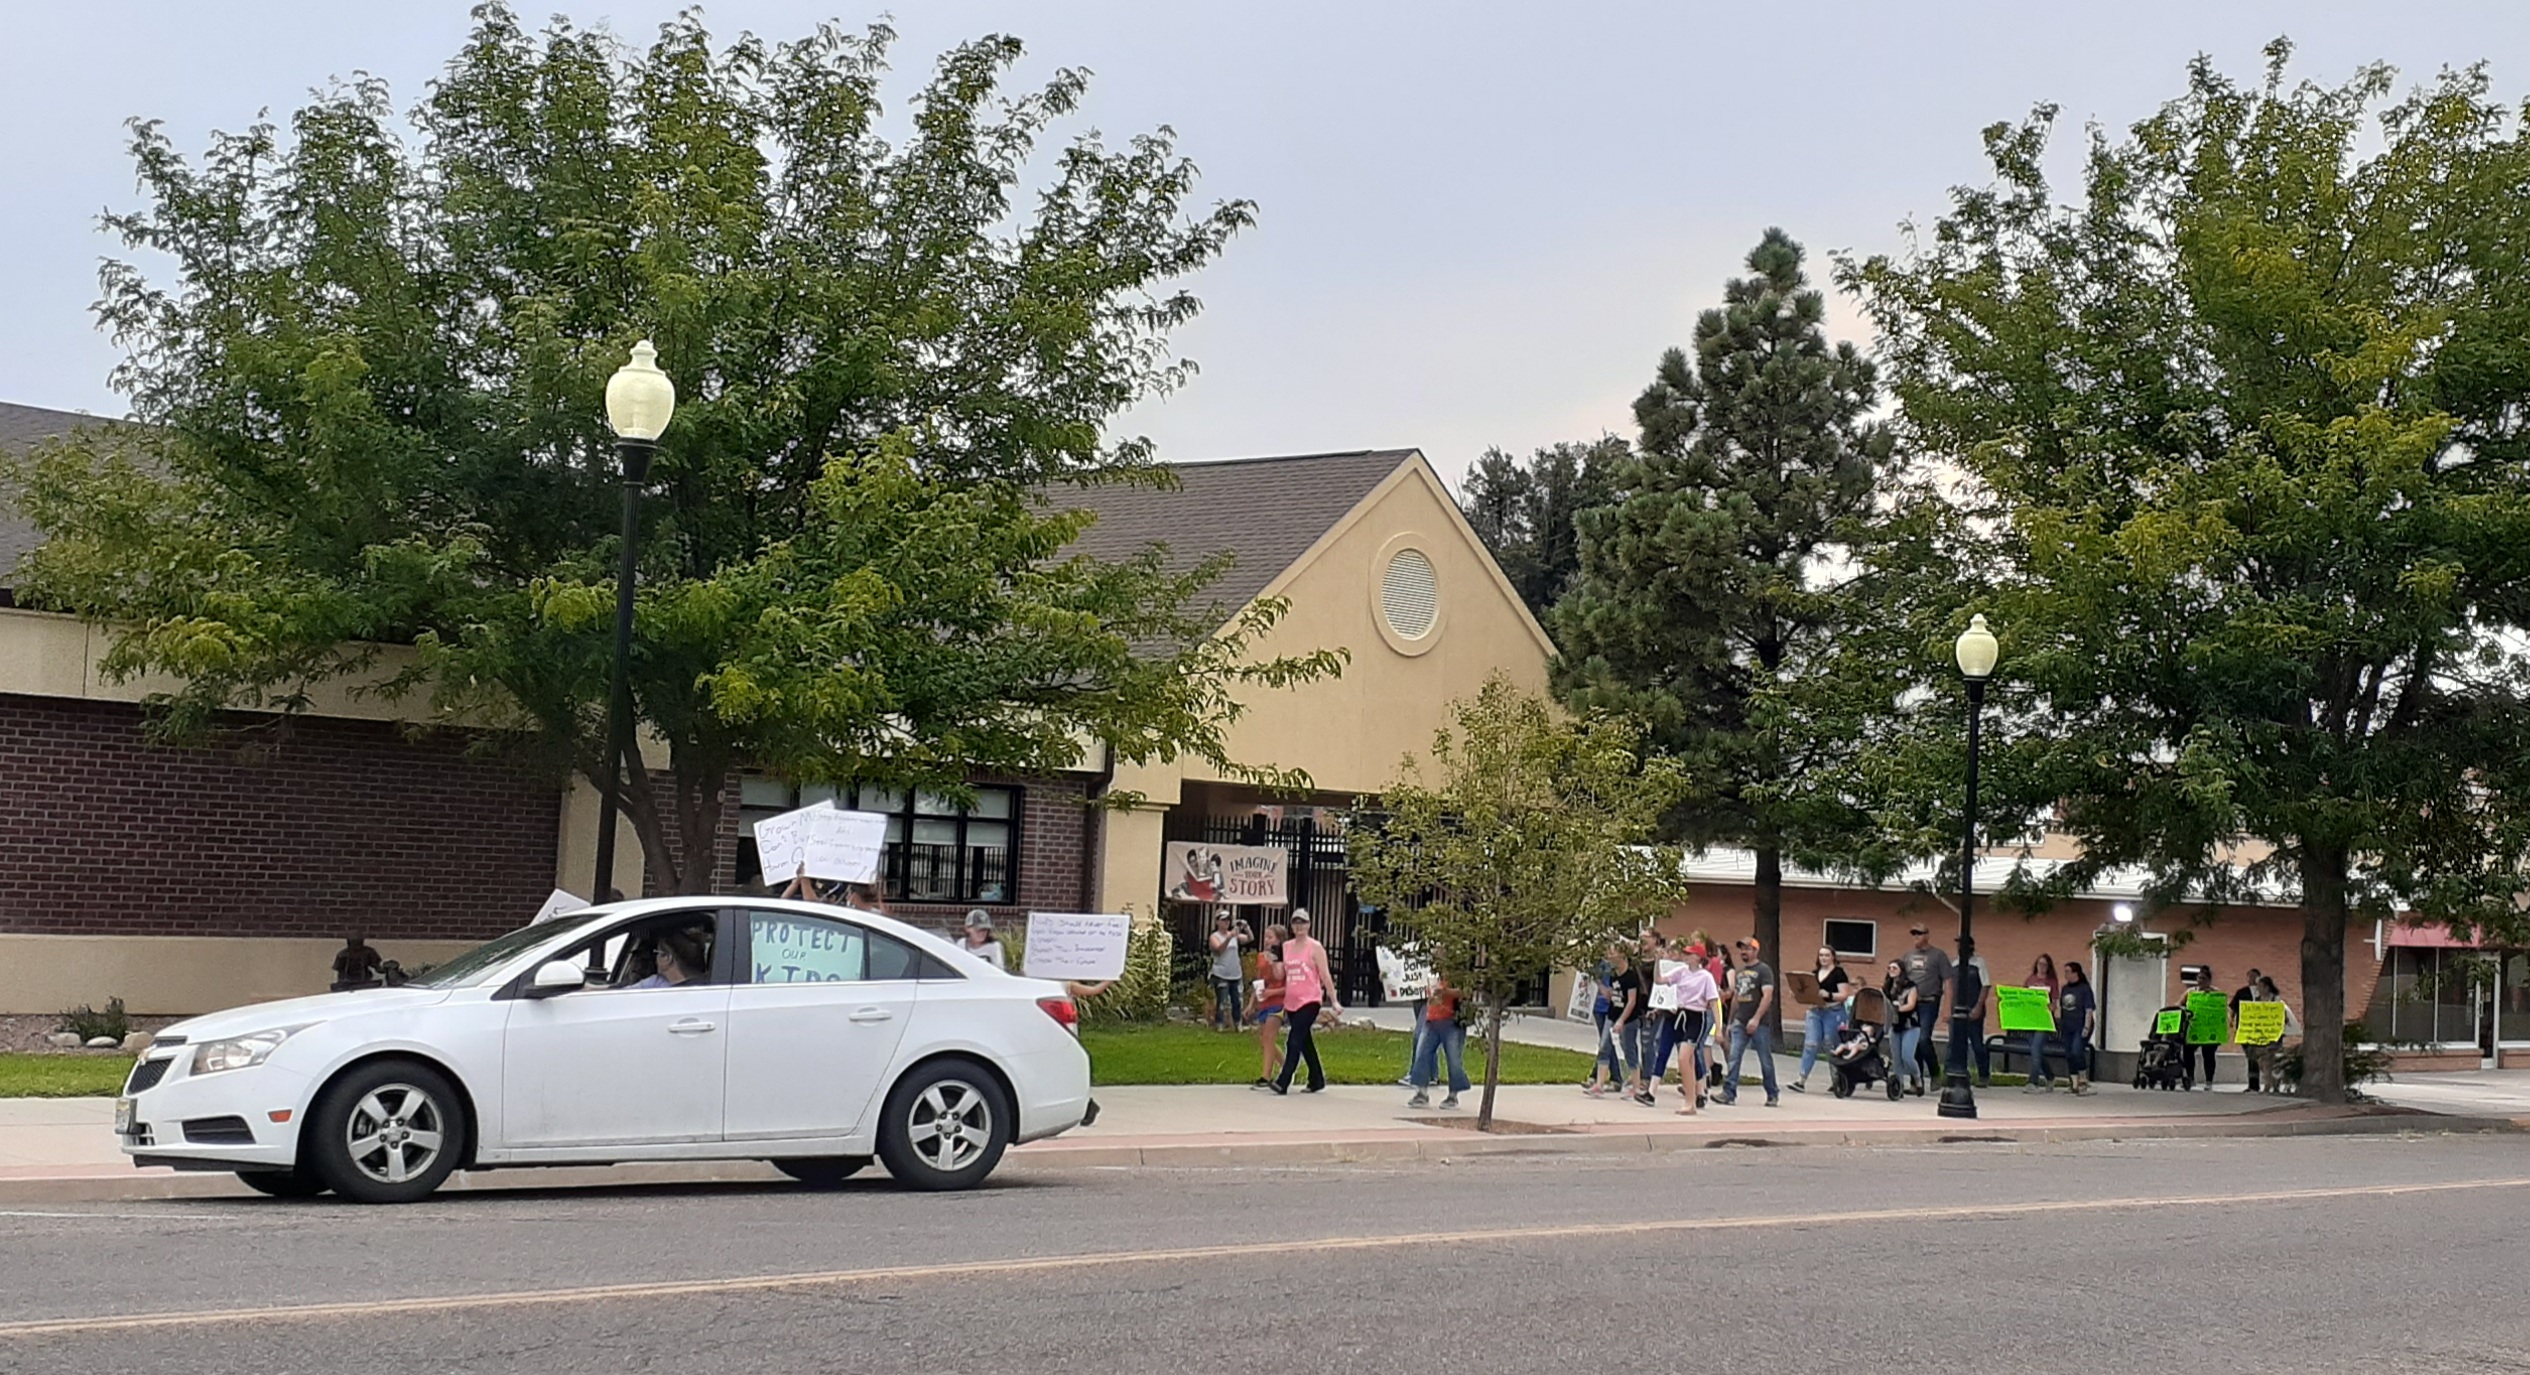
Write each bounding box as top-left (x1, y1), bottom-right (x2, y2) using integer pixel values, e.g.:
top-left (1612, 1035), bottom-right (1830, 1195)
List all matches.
top-left (738, 781), bottom-right (1023, 905)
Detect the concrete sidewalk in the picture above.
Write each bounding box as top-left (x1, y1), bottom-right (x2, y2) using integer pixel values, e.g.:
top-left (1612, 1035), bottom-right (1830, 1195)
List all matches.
top-left (5, 1067), bottom-right (2512, 1203)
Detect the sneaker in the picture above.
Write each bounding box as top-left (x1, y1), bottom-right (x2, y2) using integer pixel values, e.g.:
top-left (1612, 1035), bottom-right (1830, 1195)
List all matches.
top-left (1406, 1091), bottom-right (1430, 1109)
top-left (1304, 1083), bottom-right (1327, 1094)
top-left (1394, 1076), bottom-right (1414, 1088)
top-left (1789, 1080), bottom-right (1807, 1093)
top-left (1634, 1091), bottom-right (1657, 1106)
top-left (1910, 1081), bottom-right (1926, 1097)
top-left (1268, 1083), bottom-right (1288, 1096)
top-left (1440, 1095), bottom-right (1460, 1110)
top-left (1252, 1077), bottom-right (1273, 1090)
top-left (1764, 1098), bottom-right (1779, 1108)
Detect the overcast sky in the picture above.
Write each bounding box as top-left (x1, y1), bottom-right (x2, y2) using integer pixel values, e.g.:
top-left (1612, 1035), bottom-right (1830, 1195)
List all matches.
top-left (4, 2), bottom-right (2523, 486)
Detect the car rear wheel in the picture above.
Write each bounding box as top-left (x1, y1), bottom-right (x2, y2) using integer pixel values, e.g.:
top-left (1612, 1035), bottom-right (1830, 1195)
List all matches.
top-left (305, 1060), bottom-right (466, 1204)
top-left (235, 1170), bottom-right (328, 1199)
top-left (877, 1060), bottom-right (1010, 1191)
top-left (773, 1156), bottom-right (870, 1188)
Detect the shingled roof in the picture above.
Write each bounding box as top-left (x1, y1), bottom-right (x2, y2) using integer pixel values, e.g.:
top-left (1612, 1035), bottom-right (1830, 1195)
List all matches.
top-left (1057, 449), bottom-right (1418, 618)
top-left (0, 400), bottom-right (119, 590)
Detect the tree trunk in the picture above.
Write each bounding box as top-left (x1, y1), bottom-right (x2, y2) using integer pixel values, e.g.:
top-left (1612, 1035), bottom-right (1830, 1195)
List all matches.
top-left (1754, 845), bottom-right (1784, 1036)
top-left (2299, 841), bottom-right (2350, 1104)
top-left (1477, 994), bottom-right (1505, 1132)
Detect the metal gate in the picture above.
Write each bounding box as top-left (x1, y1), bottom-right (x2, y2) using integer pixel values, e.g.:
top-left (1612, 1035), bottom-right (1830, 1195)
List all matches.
top-left (1171, 814), bottom-right (1386, 1006)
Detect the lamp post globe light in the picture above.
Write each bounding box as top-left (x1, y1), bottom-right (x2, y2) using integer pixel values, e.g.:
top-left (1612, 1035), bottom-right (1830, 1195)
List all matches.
top-left (590, 340), bottom-right (676, 901)
top-left (1940, 613), bottom-right (1999, 1120)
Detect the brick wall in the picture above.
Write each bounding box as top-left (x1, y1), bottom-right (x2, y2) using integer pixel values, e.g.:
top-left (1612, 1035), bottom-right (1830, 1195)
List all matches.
top-left (858, 774), bottom-right (1098, 940)
top-left (640, 767), bottom-right (740, 899)
top-left (0, 694), bottom-right (561, 942)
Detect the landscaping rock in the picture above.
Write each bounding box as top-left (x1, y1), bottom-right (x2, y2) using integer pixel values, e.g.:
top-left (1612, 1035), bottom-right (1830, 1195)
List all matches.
top-left (84, 1036), bottom-right (119, 1049)
top-left (120, 1031), bottom-right (154, 1054)
top-left (46, 1032), bottom-right (81, 1049)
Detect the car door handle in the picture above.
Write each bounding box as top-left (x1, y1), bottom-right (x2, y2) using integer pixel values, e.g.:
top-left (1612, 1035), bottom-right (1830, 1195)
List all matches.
top-left (848, 1008), bottom-right (895, 1023)
top-left (667, 1019), bottom-right (717, 1035)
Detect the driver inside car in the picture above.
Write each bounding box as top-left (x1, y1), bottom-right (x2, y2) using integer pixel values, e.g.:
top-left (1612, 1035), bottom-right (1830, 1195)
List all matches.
top-left (623, 926), bottom-right (708, 990)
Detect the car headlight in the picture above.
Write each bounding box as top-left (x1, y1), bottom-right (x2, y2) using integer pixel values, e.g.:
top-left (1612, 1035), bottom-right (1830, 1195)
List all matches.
top-left (191, 1026), bottom-right (312, 1076)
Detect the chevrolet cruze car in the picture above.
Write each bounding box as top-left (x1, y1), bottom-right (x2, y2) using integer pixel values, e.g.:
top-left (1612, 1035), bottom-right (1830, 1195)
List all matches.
top-left (115, 898), bottom-right (1092, 1202)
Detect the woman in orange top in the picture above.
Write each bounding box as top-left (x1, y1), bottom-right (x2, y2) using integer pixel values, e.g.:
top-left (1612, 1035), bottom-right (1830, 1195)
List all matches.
top-left (1251, 922), bottom-right (1289, 1089)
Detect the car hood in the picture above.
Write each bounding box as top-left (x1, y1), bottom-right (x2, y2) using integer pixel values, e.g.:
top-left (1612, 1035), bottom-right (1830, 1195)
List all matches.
top-left (159, 988), bottom-right (456, 1042)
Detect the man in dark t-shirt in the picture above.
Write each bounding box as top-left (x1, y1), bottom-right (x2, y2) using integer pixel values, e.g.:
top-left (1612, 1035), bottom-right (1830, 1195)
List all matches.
top-left (1609, 958), bottom-right (1648, 1096)
top-left (1718, 937), bottom-right (1781, 1106)
top-left (1902, 924), bottom-right (1952, 1084)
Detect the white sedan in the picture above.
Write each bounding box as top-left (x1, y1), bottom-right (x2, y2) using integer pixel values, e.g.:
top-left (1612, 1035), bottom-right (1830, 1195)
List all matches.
top-left (115, 898), bottom-right (1092, 1202)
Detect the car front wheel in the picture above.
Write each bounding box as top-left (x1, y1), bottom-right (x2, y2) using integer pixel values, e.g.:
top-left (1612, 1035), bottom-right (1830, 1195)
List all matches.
top-left (877, 1060), bottom-right (1010, 1191)
top-left (304, 1060), bottom-right (466, 1204)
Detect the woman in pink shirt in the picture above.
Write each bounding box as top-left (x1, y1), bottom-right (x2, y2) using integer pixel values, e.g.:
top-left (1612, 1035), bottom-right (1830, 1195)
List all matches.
top-left (1270, 909), bottom-right (1343, 1094)
top-left (1665, 947), bottom-right (1721, 1114)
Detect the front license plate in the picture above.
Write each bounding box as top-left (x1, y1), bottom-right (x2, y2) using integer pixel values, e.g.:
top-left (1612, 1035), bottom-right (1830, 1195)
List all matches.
top-left (114, 1097), bottom-right (135, 1135)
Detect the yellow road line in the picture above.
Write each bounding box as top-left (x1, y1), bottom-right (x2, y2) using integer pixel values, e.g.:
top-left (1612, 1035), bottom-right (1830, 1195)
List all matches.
top-left (4, 1175), bottom-right (2523, 1339)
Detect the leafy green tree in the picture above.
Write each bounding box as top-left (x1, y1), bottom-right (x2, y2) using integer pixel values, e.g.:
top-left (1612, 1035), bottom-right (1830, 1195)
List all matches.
top-left (1457, 436), bottom-right (1627, 622)
top-left (1844, 42), bottom-right (2530, 1101)
top-left (1346, 676), bottom-right (1687, 1130)
top-left (1552, 230), bottom-right (1899, 1014)
top-left (8, 8), bottom-right (1339, 892)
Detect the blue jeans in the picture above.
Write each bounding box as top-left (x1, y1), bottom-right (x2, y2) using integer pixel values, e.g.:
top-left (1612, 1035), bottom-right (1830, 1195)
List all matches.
top-left (1615, 1020), bottom-right (1645, 1077)
top-left (1593, 1011), bottom-right (1621, 1080)
top-left (1405, 998), bottom-right (1430, 1075)
top-left (1724, 1020), bottom-right (1778, 1102)
top-left (1799, 1004), bottom-right (1847, 1083)
top-left (1210, 977), bottom-right (1243, 1030)
top-left (2066, 1031), bottom-right (2092, 1077)
top-left (1648, 1015), bottom-right (1681, 1082)
top-left (1894, 1024), bottom-right (1924, 1087)
top-left (2026, 1029), bottom-right (2059, 1084)
top-left (1410, 1018), bottom-right (1470, 1095)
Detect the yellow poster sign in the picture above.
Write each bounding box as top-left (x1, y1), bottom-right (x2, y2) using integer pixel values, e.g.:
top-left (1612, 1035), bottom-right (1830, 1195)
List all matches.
top-left (2235, 1001), bottom-right (2287, 1045)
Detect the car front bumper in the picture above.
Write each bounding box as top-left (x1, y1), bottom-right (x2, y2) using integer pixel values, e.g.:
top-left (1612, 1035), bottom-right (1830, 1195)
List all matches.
top-left (116, 1049), bottom-right (313, 1172)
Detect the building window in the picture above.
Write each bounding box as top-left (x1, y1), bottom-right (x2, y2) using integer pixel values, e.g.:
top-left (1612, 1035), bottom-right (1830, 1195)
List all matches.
top-left (1824, 920), bottom-right (1877, 960)
top-left (738, 779), bottom-right (1019, 904)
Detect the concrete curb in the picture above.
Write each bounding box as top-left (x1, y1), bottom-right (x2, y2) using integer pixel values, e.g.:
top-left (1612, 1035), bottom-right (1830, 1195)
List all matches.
top-left (0, 1112), bottom-right (2514, 1205)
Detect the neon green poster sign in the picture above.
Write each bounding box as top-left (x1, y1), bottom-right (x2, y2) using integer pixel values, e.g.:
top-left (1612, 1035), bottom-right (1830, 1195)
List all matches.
top-left (2154, 1009), bottom-right (2182, 1037)
top-left (2185, 990), bottom-right (2230, 1044)
top-left (1996, 985), bottom-right (2057, 1033)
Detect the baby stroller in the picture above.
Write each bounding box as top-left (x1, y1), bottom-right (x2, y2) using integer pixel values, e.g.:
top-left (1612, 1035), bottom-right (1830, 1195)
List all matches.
top-left (2133, 1008), bottom-right (2187, 1090)
top-left (1828, 1018), bottom-right (1895, 1099)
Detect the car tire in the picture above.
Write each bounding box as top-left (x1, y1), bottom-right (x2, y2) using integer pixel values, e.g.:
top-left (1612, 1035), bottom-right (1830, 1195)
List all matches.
top-left (877, 1059), bottom-right (1011, 1192)
top-left (235, 1169), bottom-right (328, 1199)
top-left (304, 1059), bottom-right (467, 1205)
top-left (773, 1156), bottom-right (871, 1188)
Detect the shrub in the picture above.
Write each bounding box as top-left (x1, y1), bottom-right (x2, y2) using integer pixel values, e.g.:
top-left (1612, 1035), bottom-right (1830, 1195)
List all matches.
top-left (58, 998), bottom-right (132, 1044)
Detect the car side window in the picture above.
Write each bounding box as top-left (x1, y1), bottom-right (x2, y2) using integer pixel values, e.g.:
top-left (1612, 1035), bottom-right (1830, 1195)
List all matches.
top-left (552, 913), bottom-right (719, 990)
top-left (868, 930), bottom-right (961, 981)
top-left (747, 910), bottom-right (867, 984)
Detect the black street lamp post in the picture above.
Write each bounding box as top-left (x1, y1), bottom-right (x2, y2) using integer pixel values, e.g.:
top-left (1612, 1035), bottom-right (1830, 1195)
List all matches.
top-left (591, 340), bottom-right (676, 902)
top-left (1939, 613), bottom-right (1999, 1121)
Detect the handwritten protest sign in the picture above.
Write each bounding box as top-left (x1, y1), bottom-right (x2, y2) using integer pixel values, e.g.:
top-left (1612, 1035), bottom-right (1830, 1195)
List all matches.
top-left (1377, 945), bottom-right (1434, 1001)
top-left (748, 912), bottom-right (864, 983)
top-left (2235, 1001), bottom-right (2287, 1045)
top-left (752, 802), bottom-right (889, 885)
top-left (2185, 990), bottom-right (2230, 1044)
top-left (2154, 1009), bottom-right (2183, 1037)
top-left (1022, 912), bottom-right (1133, 981)
top-left (1996, 985), bottom-right (2057, 1033)
top-left (1648, 959), bottom-right (1684, 1011)
top-left (1162, 843), bottom-right (1287, 905)
top-left (530, 888), bottom-right (589, 925)
top-left (1565, 972), bottom-right (1597, 1023)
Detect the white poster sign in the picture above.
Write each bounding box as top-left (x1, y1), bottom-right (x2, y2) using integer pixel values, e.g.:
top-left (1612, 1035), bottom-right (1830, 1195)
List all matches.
top-left (1376, 945), bottom-right (1434, 1002)
top-left (753, 802), bottom-right (889, 885)
top-left (1565, 970), bottom-right (1597, 1023)
top-left (1022, 912), bottom-right (1133, 981)
top-left (531, 888), bottom-right (590, 925)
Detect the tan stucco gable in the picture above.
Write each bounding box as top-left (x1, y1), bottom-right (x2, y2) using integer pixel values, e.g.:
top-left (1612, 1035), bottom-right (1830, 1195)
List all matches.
top-left (1194, 450), bottom-right (1554, 796)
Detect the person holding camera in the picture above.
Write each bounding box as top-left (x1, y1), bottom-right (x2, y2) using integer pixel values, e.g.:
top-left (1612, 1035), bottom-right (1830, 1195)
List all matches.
top-left (1208, 911), bottom-right (1252, 1031)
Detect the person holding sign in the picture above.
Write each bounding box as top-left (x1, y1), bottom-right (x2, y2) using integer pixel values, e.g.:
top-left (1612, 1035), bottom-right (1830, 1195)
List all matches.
top-left (2179, 967), bottom-right (2225, 1089)
top-left (1790, 946), bottom-right (1853, 1094)
top-left (2231, 969), bottom-right (2268, 1092)
top-left (1268, 910), bottom-right (1341, 1095)
top-left (2058, 961), bottom-right (2097, 1094)
top-left (2020, 953), bottom-right (2063, 1090)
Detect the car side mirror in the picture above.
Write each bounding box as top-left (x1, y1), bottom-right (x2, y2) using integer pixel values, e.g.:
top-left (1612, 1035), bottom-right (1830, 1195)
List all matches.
top-left (525, 959), bottom-right (587, 999)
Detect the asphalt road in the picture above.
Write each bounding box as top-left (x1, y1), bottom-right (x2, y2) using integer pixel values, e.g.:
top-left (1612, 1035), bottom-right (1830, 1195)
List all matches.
top-left (2, 1134), bottom-right (2524, 1374)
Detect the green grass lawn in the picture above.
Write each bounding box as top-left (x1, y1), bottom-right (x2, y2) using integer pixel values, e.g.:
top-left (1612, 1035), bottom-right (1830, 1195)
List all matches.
top-left (0, 1053), bottom-right (133, 1098)
top-left (1078, 1021), bottom-right (1598, 1087)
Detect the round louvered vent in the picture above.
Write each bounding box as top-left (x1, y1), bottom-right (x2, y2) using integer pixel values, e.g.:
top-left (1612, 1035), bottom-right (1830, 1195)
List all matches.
top-left (1380, 547), bottom-right (1439, 640)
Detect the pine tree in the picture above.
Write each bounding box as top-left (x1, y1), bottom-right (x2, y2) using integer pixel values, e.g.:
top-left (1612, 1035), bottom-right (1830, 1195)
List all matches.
top-left (1457, 437), bottom-right (1626, 623)
top-left (1553, 229), bottom-right (1896, 1016)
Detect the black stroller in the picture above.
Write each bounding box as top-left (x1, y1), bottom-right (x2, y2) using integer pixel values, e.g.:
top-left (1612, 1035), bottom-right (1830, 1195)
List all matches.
top-left (2133, 1007), bottom-right (2187, 1090)
top-left (1828, 1016), bottom-right (1896, 1099)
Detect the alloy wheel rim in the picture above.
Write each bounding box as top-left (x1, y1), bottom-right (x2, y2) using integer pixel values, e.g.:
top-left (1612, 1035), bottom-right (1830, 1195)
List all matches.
top-left (344, 1083), bottom-right (444, 1186)
top-left (907, 1081), bottom-right (990, 1173)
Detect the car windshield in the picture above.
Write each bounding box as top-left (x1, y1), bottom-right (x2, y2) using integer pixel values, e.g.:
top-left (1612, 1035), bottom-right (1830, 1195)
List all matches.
top-left (406, 921), bottom-right (577, 989)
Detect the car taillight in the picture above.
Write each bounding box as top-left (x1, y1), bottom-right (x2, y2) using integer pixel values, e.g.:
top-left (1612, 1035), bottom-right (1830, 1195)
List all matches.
top-left (1038, 996), bottom-right (1080, 1035)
